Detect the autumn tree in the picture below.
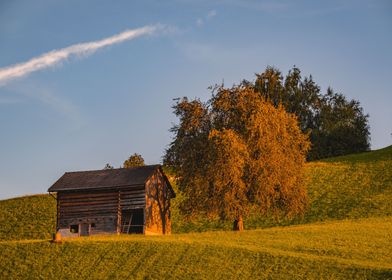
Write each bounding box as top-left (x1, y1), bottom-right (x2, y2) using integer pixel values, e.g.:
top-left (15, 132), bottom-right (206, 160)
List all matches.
top-left (123, 153), bottom-right (145, 168)
top-left (165, 85), bottom-right (310, 230)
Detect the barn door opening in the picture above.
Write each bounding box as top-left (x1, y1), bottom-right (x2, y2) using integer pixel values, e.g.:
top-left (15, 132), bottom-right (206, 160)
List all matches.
top-left (80, 223), bottom-right (90, 236)
top-left (121, 209), bottom-right (144, 234)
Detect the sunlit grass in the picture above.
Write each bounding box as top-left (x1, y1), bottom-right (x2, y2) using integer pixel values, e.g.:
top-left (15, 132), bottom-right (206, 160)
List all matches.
top-left (0, 146), bottom-right (391, 278)
top-left (0, 194), bottom-right (56, 241)
top-left (305, 159), bottom-right (392, 222)
top-left (0, 217), bottom-right (391, 279)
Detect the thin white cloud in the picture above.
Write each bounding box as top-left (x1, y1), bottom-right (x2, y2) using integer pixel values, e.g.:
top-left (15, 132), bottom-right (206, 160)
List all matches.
top-left (0, 97), bottom-right (23, 104)
top-left (196, 18), bottom-right (204, 27)
top-left (177, 41), bottom-right (264, 68)
top-left (196, 10), bottom-right (217, 27)
top-left (4, 82), bottom-right (86, 128)
top-left (207, 10), bottom-right (217, 19)
top-left (0, 24), bottom-right (163, 86)
top-left (32, 88), bottom-right (84, 125)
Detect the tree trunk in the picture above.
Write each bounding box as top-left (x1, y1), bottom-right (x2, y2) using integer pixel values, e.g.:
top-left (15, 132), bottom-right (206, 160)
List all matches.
top-left (161, 213), bottom-right (166, 234)
top-left (233, 216), bottom-right (244, 231)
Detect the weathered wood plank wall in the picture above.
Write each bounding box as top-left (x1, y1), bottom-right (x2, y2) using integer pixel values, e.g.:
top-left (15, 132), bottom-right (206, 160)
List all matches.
top-left (58, 186), bottom-right (146, 235)
top-left (120, 187), bottom-right (145, 210)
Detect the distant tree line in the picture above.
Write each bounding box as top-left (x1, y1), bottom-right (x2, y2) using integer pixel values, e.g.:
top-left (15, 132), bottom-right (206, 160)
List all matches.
top-left (250, 66), bottom-right (370, 160)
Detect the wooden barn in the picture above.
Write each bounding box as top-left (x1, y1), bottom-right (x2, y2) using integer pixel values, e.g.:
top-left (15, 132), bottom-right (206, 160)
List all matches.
top-left (48, 165), bottom-right (175, 237)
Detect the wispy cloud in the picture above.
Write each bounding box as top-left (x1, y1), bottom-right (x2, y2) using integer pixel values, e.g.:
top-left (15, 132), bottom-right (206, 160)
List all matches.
top-left (3, 82), bottom-right (86, 128)
top-left (216, 0), bottom-right (289, 13)
top-left (0, 97), bottom-right (24, 104)
top-left (0, 24), bottom-right (164, 86)
top-left (196, 18), bottom-right (204, 27)
top-left (207, 10), bottom-right (217, 19)
top-left (196, 9), bottom-right (217, 27)
top-left (31, 88), bottom-right (84, 126)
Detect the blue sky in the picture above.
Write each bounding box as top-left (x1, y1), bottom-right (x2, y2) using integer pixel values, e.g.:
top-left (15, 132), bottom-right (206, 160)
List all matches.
top-left (0, 0), bottom-right (391, 199)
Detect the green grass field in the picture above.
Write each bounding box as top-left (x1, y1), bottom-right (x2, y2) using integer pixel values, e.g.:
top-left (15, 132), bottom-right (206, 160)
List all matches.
top-left (0, 146), bottom-right (391, 279)
top-left (0, 194), bottom-right (56, 241)
top-left (1, 217), bottom-right (391, 279)
top-left (304, 146), bottom-right (392, 223)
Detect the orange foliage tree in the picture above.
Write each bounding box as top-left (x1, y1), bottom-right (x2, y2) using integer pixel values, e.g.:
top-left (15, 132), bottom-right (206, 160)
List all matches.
top-left (164, 85), bottom-right (310, 230)
top-left (123, 153), bottom-right (145, 168)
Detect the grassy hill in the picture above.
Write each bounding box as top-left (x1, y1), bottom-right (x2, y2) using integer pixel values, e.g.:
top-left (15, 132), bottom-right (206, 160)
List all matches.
top-left (0, 146), bottom-right (391, 239)
top-left (304, 145), bottom-right (392, 223)
top-left (1, 217), bottom-right (391, 279)
top-left (0, 146), bottom-right (391, 278)
top-left (0, 194), bottom-right (56, 241)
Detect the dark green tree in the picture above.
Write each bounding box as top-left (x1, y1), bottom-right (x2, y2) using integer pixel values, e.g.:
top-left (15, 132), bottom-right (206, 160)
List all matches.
top-left (309, 88), bottom-right (370, 159)
top-left (254, 66), bottom-right (370, 160)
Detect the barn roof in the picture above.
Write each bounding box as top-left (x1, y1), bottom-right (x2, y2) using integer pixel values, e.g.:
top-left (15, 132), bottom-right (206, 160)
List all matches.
top-left (48, 165), bottom-right (172, 192)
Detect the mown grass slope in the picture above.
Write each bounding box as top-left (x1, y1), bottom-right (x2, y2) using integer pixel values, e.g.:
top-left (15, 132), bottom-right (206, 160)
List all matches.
top-left (304, 145), bottom-right (392, 223)
top-left (0, 194), bottom-right (56, 241)
top-left (1, 217), bottom-right (391, 279)
top-left (0, 147), bottom-right (391, 279)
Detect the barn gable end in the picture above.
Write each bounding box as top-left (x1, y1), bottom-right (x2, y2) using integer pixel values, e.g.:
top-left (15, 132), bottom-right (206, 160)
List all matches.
top-left (145, 168), bottom-right (174, 235)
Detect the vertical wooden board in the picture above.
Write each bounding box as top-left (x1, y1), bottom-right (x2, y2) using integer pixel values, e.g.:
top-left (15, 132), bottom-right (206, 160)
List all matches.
top-left (117, 191), bottom-right (121, 234)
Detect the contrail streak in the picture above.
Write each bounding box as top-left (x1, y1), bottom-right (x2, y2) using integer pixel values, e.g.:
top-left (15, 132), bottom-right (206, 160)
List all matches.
top-left (0, 25), bottom-right (160, 86)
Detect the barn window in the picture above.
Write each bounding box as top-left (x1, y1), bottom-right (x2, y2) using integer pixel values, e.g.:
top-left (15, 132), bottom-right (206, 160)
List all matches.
top-left (70, 224), bottom-right (79, 233)
top-left (91, 223), bottom-right (96, 228)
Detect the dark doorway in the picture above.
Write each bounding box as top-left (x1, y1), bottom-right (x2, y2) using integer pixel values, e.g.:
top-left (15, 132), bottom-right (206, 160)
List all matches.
top-left (121, 209), bottom-right (144, 234)
top-left (80, 223), bottom-right (90, 236)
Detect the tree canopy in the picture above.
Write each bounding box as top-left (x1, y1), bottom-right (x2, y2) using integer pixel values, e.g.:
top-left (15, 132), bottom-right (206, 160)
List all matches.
top-left (123, 153), bottom-right (145, 168)
top-left (164, 85), bottom-right (310, 230)
top-left (253, 66), bottom-right (370, 160)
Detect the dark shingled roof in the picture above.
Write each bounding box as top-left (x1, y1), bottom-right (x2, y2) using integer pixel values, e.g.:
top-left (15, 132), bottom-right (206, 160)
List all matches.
top-left (48, 165), bottom-right (164, 192)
